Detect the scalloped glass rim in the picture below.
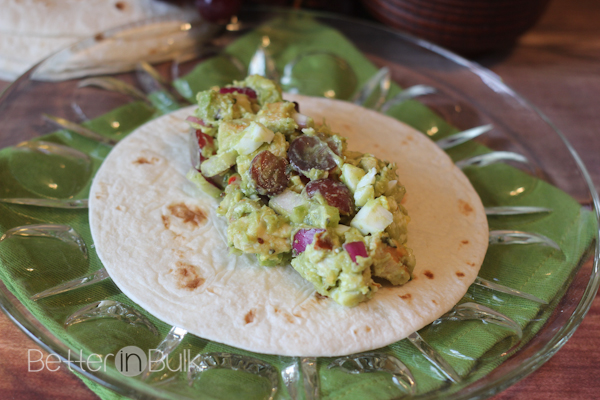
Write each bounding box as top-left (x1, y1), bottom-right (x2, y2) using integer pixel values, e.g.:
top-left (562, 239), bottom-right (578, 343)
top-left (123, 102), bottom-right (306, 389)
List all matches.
top-left (0, 7), bottom-right (598, 400)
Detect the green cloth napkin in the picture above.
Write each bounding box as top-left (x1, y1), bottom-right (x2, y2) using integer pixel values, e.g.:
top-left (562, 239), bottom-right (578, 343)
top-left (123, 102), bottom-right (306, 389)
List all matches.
top-left (0, 14), bottom-right (597, 400)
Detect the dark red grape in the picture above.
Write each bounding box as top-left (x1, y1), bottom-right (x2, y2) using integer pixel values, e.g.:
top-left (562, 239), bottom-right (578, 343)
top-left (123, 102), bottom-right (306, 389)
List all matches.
top-left (288, 136), bottom-right (337, 174)
top-left (299, 174), bottom-right (310, 185)
top-left (320, 134), bottom-right (343, 156)
top-left (305, 179), bottom-right (354, 215)
top-left (195, 0), bottom-right (242, 23)
top-left (250, 150), bottom-right (289, 196)
top-left (219, 87), bottom-right (258, 99)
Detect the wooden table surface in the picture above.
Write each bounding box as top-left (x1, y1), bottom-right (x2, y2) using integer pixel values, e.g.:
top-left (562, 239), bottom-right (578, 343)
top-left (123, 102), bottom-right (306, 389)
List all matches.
top-left (0, 0), bottom-right (598, 398)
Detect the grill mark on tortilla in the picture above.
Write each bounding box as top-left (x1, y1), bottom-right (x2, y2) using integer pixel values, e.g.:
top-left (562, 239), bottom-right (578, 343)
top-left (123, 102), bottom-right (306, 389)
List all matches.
top-left (315, 292), bottom-right (327, 300)
top-left (399, 293), bottom-right (412, 300)
top-left (172, 249), bottom-right (185, 258)
top-left (432, 299), bottom-right (438, 305)
top-left (244, 310), bottom-right (255, 324)
top-left (134, 157), bottom-right (159, 165)
top-left (115, 2), bottom-right (126, 11)
top-left (275, 308), bottom-right (295, 323)
top-left (456, 272), bottom-right (465, 277)
top-left (459, 199), bottom-right (474, 216)
top-left (424, 270), bottom-right (434, 279)
top-left (353, 326), bottom-right (372, 335)
top-left (175, 262), bottom-right (204, 290)
top-left (94, 33), bottom-right (105, 41)
top-left (168, 203), bottom-right (206, 227)
top-left (461, 240), bottom-right (469, 245)
top-left (467, 262), bottom-right (476, 267)
top-left (162, 215), bottom-right (171, 229)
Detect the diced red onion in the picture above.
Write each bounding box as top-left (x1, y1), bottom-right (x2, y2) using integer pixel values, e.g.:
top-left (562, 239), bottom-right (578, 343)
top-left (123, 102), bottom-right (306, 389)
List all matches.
top-left (189, 130), bottom-right (201, 168)
top-left (186, 116), bottom-right (206, 126)
top-left (219, 87), bottom-right (258, 99)
top-left (189, 130), bottom-right (215, 169)
top-left (196, 130), bottom-right (213, 149)
top-left (293, 228), bottom-right (325, 254)
top-left (343, 241), bottom-right (368, 263)
top-left (305, 179), bottom-right (354, 215)
top-left (293, 112), bottom-right (310, 129)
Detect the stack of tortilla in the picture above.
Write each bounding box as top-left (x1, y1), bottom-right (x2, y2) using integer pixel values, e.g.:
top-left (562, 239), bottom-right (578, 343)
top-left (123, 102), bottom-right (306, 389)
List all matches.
top-left (0, 0), bottom-right (194, 81)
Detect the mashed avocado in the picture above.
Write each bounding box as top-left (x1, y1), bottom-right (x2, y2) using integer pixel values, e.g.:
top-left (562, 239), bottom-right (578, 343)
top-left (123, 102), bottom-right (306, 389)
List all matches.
top-left (187, 76), bottom-right (415, 307)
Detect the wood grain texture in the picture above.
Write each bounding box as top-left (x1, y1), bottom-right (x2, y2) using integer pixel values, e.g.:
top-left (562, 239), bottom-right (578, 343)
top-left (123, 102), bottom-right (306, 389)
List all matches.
top-left (0, 0), bottom-right (598, 398)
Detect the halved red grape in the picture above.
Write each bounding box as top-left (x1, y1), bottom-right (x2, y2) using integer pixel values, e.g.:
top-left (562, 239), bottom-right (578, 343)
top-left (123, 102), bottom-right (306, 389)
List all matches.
top-left (321, 134), bottom-right (343, 156)
top-left (219, 87), bottom-right (258, 99)
top-left (305, 179), bottom-right (354, 215)
top-left (288, 136), bottom-right (337, 173)
top-left (250, 150), bottom-right (289, 196)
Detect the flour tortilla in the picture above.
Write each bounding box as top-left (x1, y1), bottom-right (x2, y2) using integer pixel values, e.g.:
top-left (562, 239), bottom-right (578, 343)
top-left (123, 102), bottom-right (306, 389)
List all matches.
top-left (0, 0), bottom-right (193, 80)
top-left (89, 95), bottom-right (488, 357)
top-left (0, 0), bottom-right (186, 36)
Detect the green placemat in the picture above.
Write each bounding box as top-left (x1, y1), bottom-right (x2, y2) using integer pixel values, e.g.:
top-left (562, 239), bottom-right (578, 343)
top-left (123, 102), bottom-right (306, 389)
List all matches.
top-left (0, 14), bottom-right (597, 400)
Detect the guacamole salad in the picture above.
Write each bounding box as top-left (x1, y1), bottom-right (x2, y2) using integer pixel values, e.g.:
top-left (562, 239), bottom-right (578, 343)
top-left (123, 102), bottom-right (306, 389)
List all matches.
top-left (186, 76), bottom-right (416, 307)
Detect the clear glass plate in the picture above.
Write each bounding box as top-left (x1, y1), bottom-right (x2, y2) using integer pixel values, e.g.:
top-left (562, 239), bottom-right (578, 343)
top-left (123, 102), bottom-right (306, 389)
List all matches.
top-left (0, 8), bottom-right (598, 400)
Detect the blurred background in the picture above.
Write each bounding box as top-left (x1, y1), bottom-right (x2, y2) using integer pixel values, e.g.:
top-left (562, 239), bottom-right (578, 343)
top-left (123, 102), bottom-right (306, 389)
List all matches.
top-left (0, 0), bottom-right (553, 81)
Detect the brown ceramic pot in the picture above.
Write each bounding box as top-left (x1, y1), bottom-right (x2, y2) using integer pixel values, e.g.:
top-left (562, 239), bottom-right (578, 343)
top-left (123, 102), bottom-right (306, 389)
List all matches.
top-left (361, 0), bottom-right (551, 54)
